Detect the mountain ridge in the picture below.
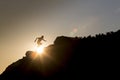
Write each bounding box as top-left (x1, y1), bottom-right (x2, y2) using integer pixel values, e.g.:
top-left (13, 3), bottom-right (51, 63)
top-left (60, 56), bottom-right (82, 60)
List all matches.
top-left (0, 30), bottom-right (120, 80)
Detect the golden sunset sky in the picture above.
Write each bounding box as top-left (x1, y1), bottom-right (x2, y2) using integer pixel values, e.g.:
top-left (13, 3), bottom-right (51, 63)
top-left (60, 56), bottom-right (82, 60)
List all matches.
top-left (0, 0), bottom-right (120, 74)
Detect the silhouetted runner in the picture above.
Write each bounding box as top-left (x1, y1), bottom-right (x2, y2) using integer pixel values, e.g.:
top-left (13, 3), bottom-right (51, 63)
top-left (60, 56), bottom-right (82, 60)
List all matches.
top-left (34, 35), bottom-right (46, 46)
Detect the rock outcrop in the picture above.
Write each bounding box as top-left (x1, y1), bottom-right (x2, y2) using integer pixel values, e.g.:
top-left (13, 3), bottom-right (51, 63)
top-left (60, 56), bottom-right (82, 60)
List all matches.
top-left (0, 30), bottom-right (120, 80)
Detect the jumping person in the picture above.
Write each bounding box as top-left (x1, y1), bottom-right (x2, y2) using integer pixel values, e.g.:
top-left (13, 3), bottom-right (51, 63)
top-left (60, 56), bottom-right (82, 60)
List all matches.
top-left (34, 35), bottom-right (46, 46)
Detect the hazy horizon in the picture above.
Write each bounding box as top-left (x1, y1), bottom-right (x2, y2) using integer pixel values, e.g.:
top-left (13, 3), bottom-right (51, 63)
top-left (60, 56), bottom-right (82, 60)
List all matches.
top-left (0, 0), bottom-right (120, 74)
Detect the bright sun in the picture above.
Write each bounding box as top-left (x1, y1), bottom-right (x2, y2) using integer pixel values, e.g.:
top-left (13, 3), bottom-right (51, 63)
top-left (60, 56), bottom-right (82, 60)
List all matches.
top-left (34, 46), bottom-right (45, 54)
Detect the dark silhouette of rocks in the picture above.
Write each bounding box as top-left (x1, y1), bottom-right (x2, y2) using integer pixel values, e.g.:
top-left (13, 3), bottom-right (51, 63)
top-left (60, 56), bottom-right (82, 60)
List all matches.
top-left (0, 30), bottom-right (120, 80)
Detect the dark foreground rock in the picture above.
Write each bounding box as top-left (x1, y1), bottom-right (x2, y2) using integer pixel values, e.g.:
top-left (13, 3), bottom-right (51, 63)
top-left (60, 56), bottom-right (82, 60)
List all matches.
top-left (0, 30), bottom-right (120, 80)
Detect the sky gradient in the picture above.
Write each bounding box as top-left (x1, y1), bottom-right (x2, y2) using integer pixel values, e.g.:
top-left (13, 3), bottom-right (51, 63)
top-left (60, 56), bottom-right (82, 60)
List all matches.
top-left (0, 0), bottom-right (120, 74)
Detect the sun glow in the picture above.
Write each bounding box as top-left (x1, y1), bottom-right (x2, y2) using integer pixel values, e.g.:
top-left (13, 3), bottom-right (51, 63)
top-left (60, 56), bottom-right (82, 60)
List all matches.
top-left (34, 45), bottom-right (45, 55)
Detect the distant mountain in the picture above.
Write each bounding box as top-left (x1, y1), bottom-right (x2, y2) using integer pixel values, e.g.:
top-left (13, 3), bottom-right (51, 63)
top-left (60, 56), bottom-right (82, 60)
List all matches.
top-left (0, 30), bottom-right (120, 80)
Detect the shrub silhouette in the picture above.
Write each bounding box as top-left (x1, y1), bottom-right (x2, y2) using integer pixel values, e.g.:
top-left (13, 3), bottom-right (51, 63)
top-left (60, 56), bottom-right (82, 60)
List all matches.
top-left (0, 30), bottom-right (120, 80)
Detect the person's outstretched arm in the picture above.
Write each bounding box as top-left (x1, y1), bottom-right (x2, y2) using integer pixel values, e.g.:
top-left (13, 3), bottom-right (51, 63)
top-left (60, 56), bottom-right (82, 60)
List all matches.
top-left (43, 39), bottom-right (46, 42)
top-left (34, 38), bottom-right (38, 42)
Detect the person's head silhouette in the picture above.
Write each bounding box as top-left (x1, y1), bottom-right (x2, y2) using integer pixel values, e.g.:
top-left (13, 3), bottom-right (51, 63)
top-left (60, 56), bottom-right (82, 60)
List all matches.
top-left (41, 35), bottom-right (44, 38)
